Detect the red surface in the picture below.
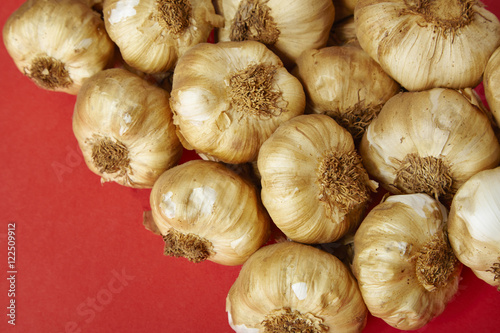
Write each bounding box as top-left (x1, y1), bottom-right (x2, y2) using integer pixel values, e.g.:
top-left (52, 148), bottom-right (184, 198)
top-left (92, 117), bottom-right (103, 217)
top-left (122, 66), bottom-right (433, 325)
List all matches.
top-left (1, 1), bottom-right (499, 332)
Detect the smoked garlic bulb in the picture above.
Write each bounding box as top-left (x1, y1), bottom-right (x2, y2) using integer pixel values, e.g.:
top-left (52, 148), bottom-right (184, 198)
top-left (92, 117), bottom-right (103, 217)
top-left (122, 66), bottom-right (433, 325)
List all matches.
top-left (72, 68), bottom-right (182, 188)
top-left (103, 0), bottom-right (223, 73)
top-left (353, 193), bottom-right (461, 330)
top-left (215, 0), bottom-right (335, 67)
top-left (355, 0), bottom-right (500, 91)
top-left (258, 114), bottom-right (377, 244)
top-left (170, 40), bottom-right (306, 164)
top-left (3, 0), bottom-right (115, 95)
top-left (448, 167), bottom-right (500, 290)
top-left (484, 46), bottom-right (500, 126)
top-left (293, 45), bottom-right (400, 140)
top-left (360, 88), bottom-right (500, 202)
top-left (150, 160), bottom-right (271, 266)
top-left (226, 241), bottom-right (367, 333)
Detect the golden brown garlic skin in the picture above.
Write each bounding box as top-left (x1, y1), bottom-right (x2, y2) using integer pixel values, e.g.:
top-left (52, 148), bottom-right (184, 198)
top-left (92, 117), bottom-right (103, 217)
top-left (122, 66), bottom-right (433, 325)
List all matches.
top-left (72, 68), bottom-right (182, 188)
top-left (150, 160), bottom-right (271, 266)
top-left (3, 0), bottom-right (115, 95)
top-left (355, 0), bottom-right (500, 91)
top-left (360, 88), bottom-right (500, 203)
top-left (353, 193), bottom-right (461, 330)
top-left (226, 241), bottom-right (367, 333)
top-left (170, 40), bottom-right (305, 164)
top-left (448, 167), bottom-right (500, 290)
top-left (258, 114), bottom-right (377, 244)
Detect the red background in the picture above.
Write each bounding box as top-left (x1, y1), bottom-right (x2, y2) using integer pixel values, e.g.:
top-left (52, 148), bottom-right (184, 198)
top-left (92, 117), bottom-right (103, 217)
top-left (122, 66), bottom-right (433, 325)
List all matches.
top-left (1, 1), bottom-right (499, 332)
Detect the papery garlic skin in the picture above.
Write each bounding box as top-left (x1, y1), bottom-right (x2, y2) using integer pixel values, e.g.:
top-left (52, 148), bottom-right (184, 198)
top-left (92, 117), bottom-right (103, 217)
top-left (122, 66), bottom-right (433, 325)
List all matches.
top-left (355, 0), bottom-right (500, 91)
top-left (215, 0), bottom-right (335, 67)
top-left (353, 193), bottom-right (461, 330)
top-left (484, 46), bottom-right (500, 126)
top-left (72, 68), bottom-right (182, 188)
top-left (150, 160), bottom-right (271, 266)
top-left (170, 40), bottom-right (305, 164)
top-left (226, 242), bottom-right (367, 333)
top-left (293, 44), bottom-right (400, 140)
top-left (258, 114), bottom-right (377, 244)
top-left (360, 88), bottom-right (500, 202)
top-left (103, 0), bottom-right (223, 73)
top-left (3, 0), bottom-right (115, 95)
top-left (448, 167), bottom-right (500, 290)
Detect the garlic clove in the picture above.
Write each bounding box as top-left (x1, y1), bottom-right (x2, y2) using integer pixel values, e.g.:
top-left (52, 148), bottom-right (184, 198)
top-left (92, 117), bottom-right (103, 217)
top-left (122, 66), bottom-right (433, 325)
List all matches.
top-left (72, 68), bottom-right (182, 188)
top-left (258, 114), bottom-right (377, 244)
top-left (150, 159), bottom-right (271, 266)
top-left (448, 166), bottom-right (500, 290)
top-left (354, 0), bottom-right (500, 91)
top-left (170, 40), bottom-right (306, 164)
top-left (353, 193), bottom-right (461, 330)
top-left (216, 0), bottom-right (335, 67)
top-left (226, 241), bottom-right (367, 332)
top-left (103, 0), bottom-right (223, 74)
top-left (360, 88), bottom-right (500, 203)
top-left (3, 0), bottom-right (115, 95)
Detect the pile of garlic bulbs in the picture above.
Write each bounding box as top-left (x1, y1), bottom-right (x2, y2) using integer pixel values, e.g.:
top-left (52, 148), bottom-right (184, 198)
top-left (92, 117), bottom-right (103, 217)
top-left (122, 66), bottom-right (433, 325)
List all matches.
top-left (3, 0), bottom-right (500, 332)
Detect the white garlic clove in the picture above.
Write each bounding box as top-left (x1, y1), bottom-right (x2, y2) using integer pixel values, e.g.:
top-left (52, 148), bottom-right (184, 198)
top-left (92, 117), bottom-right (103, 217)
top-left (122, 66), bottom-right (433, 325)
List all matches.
top-left (226, 241), bottom-right (368, 332)
top-left (360, 88), bottom-right (500, 203)
top-left (448, 166), bottom-right (500, 290)
top-left (258, 114), bottom-right (378, 244)
top-left (150, 159), bottom-right (271, 266)
top-left (292, 44), bottom-right (401, 141)
top-left (3, 0), bottom-right (115, 95)
top-left (103, 0), bottom-right (223, 74)
top-left (354, 0), bottom-right (500, 91)
top-left (353, 193), bottom-right (461, 330)
top-left (216, 0), bottom-right (335, 67)
top-left (72, 68), bottom-right (183, 188)
top-left (170, 40), bottom-right (306, 164)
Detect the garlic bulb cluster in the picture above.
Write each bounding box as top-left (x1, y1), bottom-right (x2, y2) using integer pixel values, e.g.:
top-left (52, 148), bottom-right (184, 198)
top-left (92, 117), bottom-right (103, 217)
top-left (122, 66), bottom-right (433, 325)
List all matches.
top-left (353, 193), bottom-right (461, 330)
top-left (226, 241), bottom-right (367, 333)
top-left (360, 88), bottom-right (500, 202)
top-left (170, 40), bottom-right (306, 164)
top-left (150, 159), bottom-right (271, 266)
top-left (72, 68), bottom-right (182, 188)
top-left (215, 0), bottom-right (335, 67)
top-left (103, 0), bottom-right (223, 74)
top-left (355, 0), bottom-right (500, 91)
top-left (293, 44), bottom-right (400, 140)
top-left (258, 114), bottom-right (377, 244)
top-left (484, 46), bottom-right (500, 126)
top-left (448, 167), bottom-right (500, 290)
top-left (3, 0), bottom-right (115, 95)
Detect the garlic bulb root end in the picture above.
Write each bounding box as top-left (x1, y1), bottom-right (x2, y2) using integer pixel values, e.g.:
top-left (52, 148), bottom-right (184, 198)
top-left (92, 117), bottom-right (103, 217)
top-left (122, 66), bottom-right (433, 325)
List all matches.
top-left (415, 234), bottom-right (459, 292)
top-left (229, 0), bottom-right (280, 45)
top-left (486, 258), bottom-right (500, 290)
top-left (163, 228), bottom-right (214, 263)
top-left (153, 0), bottom-right (192, 36)
top-left (89, 136), bottom-right (131, 175)
top-left (261, 308), bottom-right (328, 333)
top-left (27, 56), bottom-right (73, 91)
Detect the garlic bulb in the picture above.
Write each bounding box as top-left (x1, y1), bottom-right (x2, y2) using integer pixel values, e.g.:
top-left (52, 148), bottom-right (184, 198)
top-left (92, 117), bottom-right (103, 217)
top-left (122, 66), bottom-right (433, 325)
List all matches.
top-left (226, 241), bottom-right (367, 333)
top-left (72, 68), bottom-right (182, 188)
top-left (484, 46), bottom-right (500, 126)
top-left (150, 159), bottom-right (271, 266)
top-left (448, 167), bottom-right (500, 290)
top-left (360, 88), bottom-right (500, 202)
top-left (170, 40), bottom-right (306, 164)
top-left (103, 0), bottom-right (223, 73)
top-left (353, 193), bottom-right (461, 330)
top-left (293, 44), bottom-right (400, 140)
top-left (3, 0), bottom-right (115, 95)
top-left (215, 0), bottom-right (335, 67)
top-left (354, 0), bottom-right (500, 91)
top-left (327, 16), bottom-right (357, 47)
top-left (258, 114), bottom-right (377, 244)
